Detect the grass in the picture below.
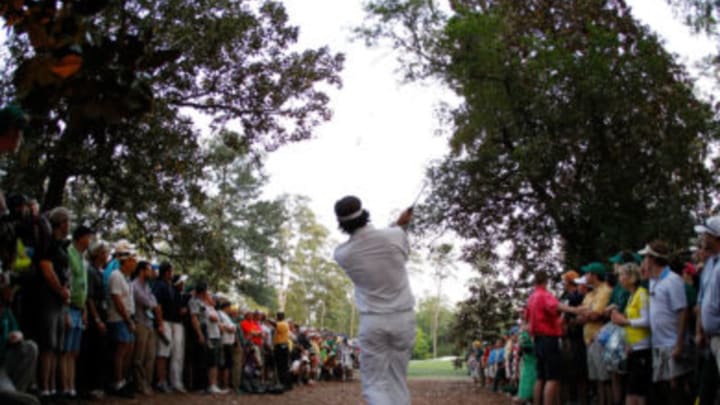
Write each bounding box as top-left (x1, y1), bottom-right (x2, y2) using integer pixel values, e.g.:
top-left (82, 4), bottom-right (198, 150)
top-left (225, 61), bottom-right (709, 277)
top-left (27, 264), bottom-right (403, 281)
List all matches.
top-left (407, 357), bottom-right (467, 379)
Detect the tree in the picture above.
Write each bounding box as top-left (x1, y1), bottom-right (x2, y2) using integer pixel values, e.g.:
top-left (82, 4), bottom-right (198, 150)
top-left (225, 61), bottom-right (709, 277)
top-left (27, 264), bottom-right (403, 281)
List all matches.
top-left (280, 195), bottom-right (356, 334)
top-left (359, 0), bottom-right (719, 274)
top-left (667, 1), bottom-right (720, 34)
top-left (426, 243), bottom-right (456, 358)
top-left (190, 132), bottom-right (286, 306)
top-left (61, 130), bottom-right (287, 307)
top-left (412, 328), bottom-right (431, 360)
top-left (448, 258), bottom-right (521, 350)
top-left (416, 296), bottom-right (455, 357)
top-left (0, 0), bottom-right (343, 265)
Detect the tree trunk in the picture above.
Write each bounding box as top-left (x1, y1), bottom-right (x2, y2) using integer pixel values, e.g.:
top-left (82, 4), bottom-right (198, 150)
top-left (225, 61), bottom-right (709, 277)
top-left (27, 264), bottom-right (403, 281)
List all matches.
top-left (43, 167), bottom-right (70, 211)
top-left (432, 279), bottom-right (443, 359)
top-left (349, 301), bottom-right (356, 337)
top-left (432, 302), bottom-right (439, 359)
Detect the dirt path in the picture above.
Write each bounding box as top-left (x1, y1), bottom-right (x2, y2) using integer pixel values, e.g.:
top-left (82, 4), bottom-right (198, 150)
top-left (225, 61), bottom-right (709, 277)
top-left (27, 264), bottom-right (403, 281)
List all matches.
top-left (97, 379), bottom-right (511, 405)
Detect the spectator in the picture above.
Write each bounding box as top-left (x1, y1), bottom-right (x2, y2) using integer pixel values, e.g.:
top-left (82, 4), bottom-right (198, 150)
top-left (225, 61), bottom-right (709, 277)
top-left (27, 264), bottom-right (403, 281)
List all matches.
top-left (611, 262), bottom-right (651, 405)
top-left (37, 207), bottom-right (72, 399)
top-left (0, 271), bottom-right (39, 405)
top-left (217, 301), bottom-right (236, 390)
top-left (338, 337), bottom-right (354, 381)
top-left (106, 243), bottom-right (137, 398)
top-left (260, 312), bottom-right (274, 382)
top-left (493, 339), bottom-right (507, 392)
top-left (274, 312), bottom-right (291, 390)
top-left (103, 239), bottom-right (132, 290)
top-left (639, 240), bottom-right (690, 404)
top-left (59, 225), bottom-right (93, 399)
top-left (79, 240), bottom-right (110, 398)
top-left (154, 264), bottom-right (187, 393)
top-left (189, 282), bottom-right (227, 395)
top-left (695, 216), bottom-right (720, 405)
top-left (607, 252), bottom-right (634, 405)
top-left (132, 261), bottom-right (161, 395)
top-left (528, 271), bottom-right (563, 405)
top-left (514, 325), bottom-right (536, 405)
top-left (559, 270), bottom-right (587, 405)
top-left (578, 262), bottom-right (613, 405)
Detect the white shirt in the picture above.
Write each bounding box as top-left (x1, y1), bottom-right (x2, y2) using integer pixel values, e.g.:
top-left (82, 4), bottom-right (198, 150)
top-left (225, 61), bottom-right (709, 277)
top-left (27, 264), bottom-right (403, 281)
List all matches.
top-left (649, 268), bottom-right (687, 348)
top-left (219, 310), bottom-right (236, 345)
top-left (334, 224), bottom-right (415, 314)
top-left (107, 270), bottom-right (134, 322)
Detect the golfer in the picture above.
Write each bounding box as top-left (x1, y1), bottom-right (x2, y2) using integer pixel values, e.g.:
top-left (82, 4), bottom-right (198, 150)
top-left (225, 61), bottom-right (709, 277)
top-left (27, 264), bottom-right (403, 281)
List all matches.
top-left (333, 196), bottom-right (416, 405)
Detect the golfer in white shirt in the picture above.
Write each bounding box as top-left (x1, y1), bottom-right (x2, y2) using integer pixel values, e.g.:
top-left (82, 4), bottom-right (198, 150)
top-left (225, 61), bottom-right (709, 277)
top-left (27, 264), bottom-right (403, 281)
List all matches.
top-left (333, 196), bottom-right (416, 405)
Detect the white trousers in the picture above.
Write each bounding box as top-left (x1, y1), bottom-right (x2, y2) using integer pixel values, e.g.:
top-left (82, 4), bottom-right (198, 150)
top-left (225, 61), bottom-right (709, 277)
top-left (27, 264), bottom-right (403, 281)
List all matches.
top-left (157, 321), bottom-right (185, 389)
top-left (358, 310), bottom-right (416, 405)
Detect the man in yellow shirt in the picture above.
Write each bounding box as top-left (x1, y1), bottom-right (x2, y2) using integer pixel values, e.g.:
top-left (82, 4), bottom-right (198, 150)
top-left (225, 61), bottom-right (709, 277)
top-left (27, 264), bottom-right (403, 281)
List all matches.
top-left (273, 312), bottom-right (291, 390)
top-left (563, 262), bottom-right (612, 405)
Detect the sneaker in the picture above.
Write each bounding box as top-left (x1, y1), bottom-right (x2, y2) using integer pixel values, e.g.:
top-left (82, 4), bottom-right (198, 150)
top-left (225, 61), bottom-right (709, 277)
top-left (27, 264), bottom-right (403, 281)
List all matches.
top-left (206, 385), bottom-right (229, 395)
top-left (156, 382), bottom-right (171, 393)
top-left (172, 385), bottom-right (187, 393)
top-left (110, 383), bottom-right (135, 399)
top-left (89, 389), bottom-right (106, 400)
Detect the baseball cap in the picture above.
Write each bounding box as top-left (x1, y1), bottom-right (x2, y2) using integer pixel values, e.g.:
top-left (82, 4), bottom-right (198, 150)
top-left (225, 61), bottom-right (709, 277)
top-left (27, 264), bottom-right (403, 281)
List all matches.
top-left (609, 251), bottom-right (643, 265)
top-left (574, 275), bottom-right (588, 285)
top-left (581, 262), bottom-right (607, 275)
top-left (562, 270), bottom-right (580, 283)
top-left (695, 216), bottom-right (720, 238)
top-left (113, 239), bottom-right (136, 259)
top-left (72, 225), bottom-right (95, 241)
top-left (683, 262), bottom-right (698, 277)
top-left (173, 274), bottom-right (188, 286)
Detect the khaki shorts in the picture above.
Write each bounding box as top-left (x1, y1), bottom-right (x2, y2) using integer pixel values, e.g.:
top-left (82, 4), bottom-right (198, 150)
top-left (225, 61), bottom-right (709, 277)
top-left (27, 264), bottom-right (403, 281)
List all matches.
top-left (652, 346), bottom-right (691, 382)
top-left (587, 339), bottom-right (609, 381)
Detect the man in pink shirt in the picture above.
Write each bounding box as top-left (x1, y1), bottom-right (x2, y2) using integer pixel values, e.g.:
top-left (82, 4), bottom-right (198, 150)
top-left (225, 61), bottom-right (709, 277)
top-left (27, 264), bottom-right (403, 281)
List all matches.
top-left (526, 272), bottom-right (563, 405)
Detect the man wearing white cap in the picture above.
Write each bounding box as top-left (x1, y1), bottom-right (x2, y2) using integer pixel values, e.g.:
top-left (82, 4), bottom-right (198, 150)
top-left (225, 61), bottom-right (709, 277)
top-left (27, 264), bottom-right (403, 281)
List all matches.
top-left (333, 196), bottom-right (415, 405)
top-left (695, 216), bottom-right (720, 376)
top-left (638, 240), bottom-right (689, 403)
top-left (106, 243), bottom-right (138, 397)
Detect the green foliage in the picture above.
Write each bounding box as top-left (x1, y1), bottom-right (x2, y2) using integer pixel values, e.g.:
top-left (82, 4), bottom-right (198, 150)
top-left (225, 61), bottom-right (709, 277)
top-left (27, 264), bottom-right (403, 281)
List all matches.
top-left (416, 296), bottom-right (455, 357)
top-left (667, 0), bottom-right (720, 34)
top-left (0, 0), bottom-right (344, 301)
top-left (360, 0), bottom-right (719, 276)
top-left (0, 0), bottom-right (343, 279)
top-left (280, 195), bottom-right (356, 334)
top-left (412, 327), bottom-right (431, 360)
top-left (448, 259), bottom-right (520, 349)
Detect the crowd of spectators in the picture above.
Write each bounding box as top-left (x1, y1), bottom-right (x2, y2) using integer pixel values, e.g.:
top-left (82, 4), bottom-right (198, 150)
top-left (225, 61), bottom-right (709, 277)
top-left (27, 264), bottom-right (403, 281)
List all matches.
top-left (0, 195), bottom-right (360, 404)
top-left (465, 214), bottom-right (720, 405)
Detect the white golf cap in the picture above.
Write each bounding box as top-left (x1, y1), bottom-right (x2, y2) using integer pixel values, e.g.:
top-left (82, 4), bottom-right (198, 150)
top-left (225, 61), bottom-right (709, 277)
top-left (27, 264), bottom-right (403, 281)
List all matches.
top-left (574, 275), bottom-right (588, 285)
top-left (694, 216), bottom-right (720, 238)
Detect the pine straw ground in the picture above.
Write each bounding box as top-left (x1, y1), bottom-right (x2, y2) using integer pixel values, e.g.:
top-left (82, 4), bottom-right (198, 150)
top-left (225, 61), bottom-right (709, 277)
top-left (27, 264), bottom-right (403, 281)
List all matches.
top-left (97, 378), bottom-right (511, 405)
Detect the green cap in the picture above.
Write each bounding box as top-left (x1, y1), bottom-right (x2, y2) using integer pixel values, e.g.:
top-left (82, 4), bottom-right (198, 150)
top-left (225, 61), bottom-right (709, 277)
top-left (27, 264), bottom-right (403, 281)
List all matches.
top-left (609, 251), bottom-right (642, 265)
top-left (581, 262), bottom-right (607, 275)
top-left (0, 104), bottom-right (29, 134)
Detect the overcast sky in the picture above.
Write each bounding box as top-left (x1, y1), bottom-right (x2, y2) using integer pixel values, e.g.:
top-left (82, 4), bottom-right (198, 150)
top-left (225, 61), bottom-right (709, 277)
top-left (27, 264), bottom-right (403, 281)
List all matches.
top-left (263, 0), bottom-right (717, 304)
